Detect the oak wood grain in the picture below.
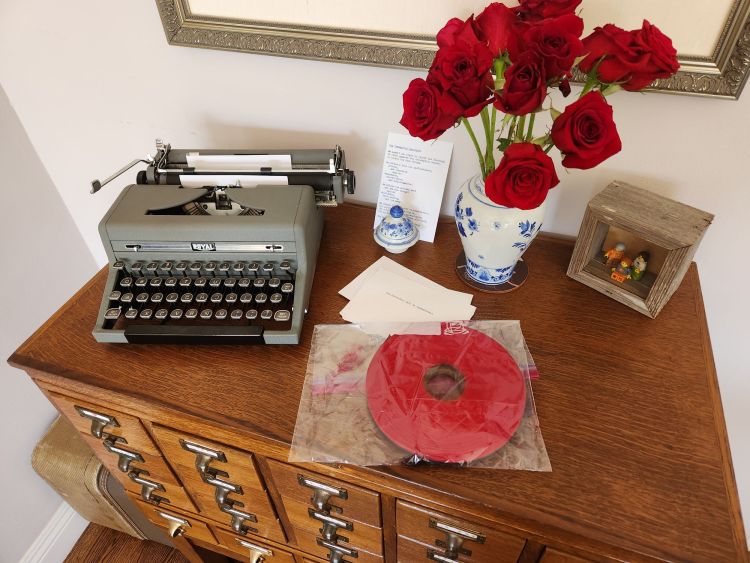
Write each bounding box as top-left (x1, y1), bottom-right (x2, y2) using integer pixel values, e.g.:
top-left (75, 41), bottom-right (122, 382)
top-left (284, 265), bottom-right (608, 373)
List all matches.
top-left (9, 203), bottom-right (748, 563)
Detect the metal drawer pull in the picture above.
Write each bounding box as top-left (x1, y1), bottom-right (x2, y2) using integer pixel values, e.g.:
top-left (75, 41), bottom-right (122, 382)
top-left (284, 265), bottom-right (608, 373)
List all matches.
top-left (74, 405), bottom-right (120, 439)
top-left (103, 436), bottom-right (144, 472)
top-left (297, 475), bottom-right (348, 512)
top-left (155, 510), bottom-right (191, 538)
top-left (129, 471), bottom-right (168, 505)
top-left (180, 439), bottom-right (227, 477)
top-left (430, 520), bottom-right (484, 543)
top-left (427, 550), bottom-right (458, 563)
top-left (308, 508), bottom-right (353, 541)
top-left (220, 502), bottom-right (258, 535)
top-left (316, 538), bottom-right (358, 562)
top-left (235, 538), bottom-right (273, 563)
top-left (204, 475), bottom-right (243, 506)
top-left (429, 519), bottom-right (484, 559)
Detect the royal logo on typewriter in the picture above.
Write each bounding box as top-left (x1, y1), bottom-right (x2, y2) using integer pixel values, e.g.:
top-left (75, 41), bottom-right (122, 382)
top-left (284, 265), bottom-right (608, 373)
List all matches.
top-left (191, 242), bottom-right (216, 251)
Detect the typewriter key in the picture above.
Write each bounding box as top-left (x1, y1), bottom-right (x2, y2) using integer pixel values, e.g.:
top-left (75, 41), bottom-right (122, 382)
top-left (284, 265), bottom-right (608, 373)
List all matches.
top-left (170, 308), bottom-right (183, 320)
top-left (174, 262), bottom-right (188, 275)
top-left (125, 308), bottom-right (138, 320)
top-left (274, 310), bottom-right (291, 322)
top-left (247, 262), bottom-right (260, 274)
top-left (230, 309), bottom-right (243, 320)
top-left (185, 308), bottom-right (198, 319)
top-left (196, 293), bottom-right (209, 303)
top-left (268, 278), bottom-right (280, 289)
top-left (224, 278), bottom-right (237, 289)
top-left (209, 278), bottom-right (222, 288)
top-left (139, 308), bottom-right (153, 320)
top-left (210, 292), bottom-right (222, 304)
top-left (113, 260), bottom-right (125, 270)
top-left (155, 308), bottom-right (168, 320)
top-left (238, 278), bottom-right (251, 288)
top-left (200, 309), bottom-right (213, 320)
top-left (253, 278), bottom-right (266, 288)
top-left (262, 263), bottom-right (274, 273)
top-left (120, 277), bottom-right (133, 288)
top-left (189, 262), bottom-right (202, 275)
top-left (146, 262), bottom-right (159, 274)
top-left (245, 309), bottom-right (258, 320)
top-left (165, 277), bottom-right (178, 287)
top-left (204, 262), bottom-right (217, 274)
top-left (270, 293), bottom-right (282, 304)
top-left (240, 293), bottom-right (253, 304)
top-left (281, 283), bottom-right (294, 293)
top-left (109, 290), bottom-right (122, 301)
top-left (135, 277), bottom-right (148, 287)
top-left (179, 277), bottom-right (192, 288)
top-left (136, 292), bottom-right (149, 303)
top-left (225, 293), bottom-right (238, 304)
top-left (121, 292), bottom-right (134, 303)
top-left (159, 261), bottom-right (173, 275)
top-left (151, 293), bottom-right (164, 303)
top-left (194, 277), bottom-right (207, 288)
top-left (255, 293), bottom-right (268, 304)
top-left (232, 262), bottom-right (245, 275)
top-left (260, 309), bottom-right (273, 320)
top-left (166, 292), bottom-right (179, 303)
top-left (149, 278), bottom-right (162, 288)
top-left (104, 307), bottom-right (121, 320)
top-left (215, 309), bottom-right (228, 320)
top-left (279, 261), bottom-right (291, 271)
top-left (218, 262), bottom-right (231, 275)
top-left (181, 293), bottom-right (193, 304)
top-left (131, 262), bottom-right (145, 274)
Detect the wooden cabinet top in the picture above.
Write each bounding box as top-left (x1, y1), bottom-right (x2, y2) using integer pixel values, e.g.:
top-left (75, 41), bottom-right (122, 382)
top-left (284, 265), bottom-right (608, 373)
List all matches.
top-left (9, 203), bottom-right (747, 562)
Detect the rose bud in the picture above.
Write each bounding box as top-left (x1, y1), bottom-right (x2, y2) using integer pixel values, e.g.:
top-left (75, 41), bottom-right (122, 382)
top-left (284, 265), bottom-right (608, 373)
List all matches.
top-left (485, 143), bottom-right (560, 210)
top-left (494, 52), bottom-right (547, 116)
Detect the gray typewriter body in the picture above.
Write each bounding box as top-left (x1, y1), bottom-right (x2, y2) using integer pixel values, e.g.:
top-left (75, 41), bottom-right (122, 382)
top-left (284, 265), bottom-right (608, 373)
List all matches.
top-left (92, 143), bottom-right (353, 345)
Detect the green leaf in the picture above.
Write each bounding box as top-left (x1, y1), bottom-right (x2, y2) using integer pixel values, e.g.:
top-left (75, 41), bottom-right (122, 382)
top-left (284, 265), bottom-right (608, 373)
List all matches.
top-left (497, 138), bottom-right (513, 152)
top-left (531, 135), bottom-right (549, 146)
top-left (550, 106), bottom-right (562, 120)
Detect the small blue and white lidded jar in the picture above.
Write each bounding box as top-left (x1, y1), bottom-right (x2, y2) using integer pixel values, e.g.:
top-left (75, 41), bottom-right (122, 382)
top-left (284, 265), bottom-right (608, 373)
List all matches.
top-left (374, 205), bottom-right (420, 254)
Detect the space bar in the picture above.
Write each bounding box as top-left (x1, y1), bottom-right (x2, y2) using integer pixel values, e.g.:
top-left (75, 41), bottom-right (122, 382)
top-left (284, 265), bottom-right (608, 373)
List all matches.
top-left (124, 325), bottom-right (264, 344)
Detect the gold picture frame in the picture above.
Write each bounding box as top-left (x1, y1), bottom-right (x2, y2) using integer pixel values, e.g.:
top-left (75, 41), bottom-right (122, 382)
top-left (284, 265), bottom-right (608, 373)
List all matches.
top-left (156, 0), bottom-right (750, 99)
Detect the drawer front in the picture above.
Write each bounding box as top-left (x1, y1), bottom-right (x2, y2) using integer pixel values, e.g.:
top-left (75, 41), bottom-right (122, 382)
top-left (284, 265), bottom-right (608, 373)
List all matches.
top-left (121, 474), bottom-right (196, 513)
top-left (397, 501), bottom-right (526, 563)
top-left (294, 527), bottom-right (383, 563)
top-left (136, 499), bottom-right (217, 546)
top-left (151, 425), bottom-right (265, 490)
top-left (213, 527), bottom-right (296, 563)
top-left (48, 392), bottom-right (159, 455)
top-left (541, 548), bottom-right (594, 563)
top-left (285, 497), bottom-right (383, 556)
top-left (267, 458), bottom-right (381, 527)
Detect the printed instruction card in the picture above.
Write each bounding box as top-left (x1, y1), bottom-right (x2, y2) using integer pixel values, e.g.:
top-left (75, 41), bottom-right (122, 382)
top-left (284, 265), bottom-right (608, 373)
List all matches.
top-left (374, 132), bottom-right (453, 243)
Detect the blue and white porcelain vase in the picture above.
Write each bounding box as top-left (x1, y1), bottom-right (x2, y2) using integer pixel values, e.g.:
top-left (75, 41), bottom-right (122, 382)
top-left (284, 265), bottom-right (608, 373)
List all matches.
top-left (454, 174), bottom-right (546, 286)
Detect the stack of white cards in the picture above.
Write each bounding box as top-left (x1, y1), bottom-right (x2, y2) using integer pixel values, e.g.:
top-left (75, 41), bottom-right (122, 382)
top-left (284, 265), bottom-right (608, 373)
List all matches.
top-left (339, 257), bottom-right (476, 323)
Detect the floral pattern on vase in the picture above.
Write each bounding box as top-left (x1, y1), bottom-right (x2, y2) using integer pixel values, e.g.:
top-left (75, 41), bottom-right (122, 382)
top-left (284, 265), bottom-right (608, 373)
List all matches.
top-left (455, 174), bottom-right (546, 285)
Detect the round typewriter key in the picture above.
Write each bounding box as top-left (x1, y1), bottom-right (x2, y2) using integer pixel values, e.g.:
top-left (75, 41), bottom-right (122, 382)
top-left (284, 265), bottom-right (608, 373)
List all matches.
top-left (225, 292), bottom-right (238, 304)
top-left (155, 308), bottom-right (168, 320)
top-left (120, 277), bottom-right (133, 288)
top-left (113, 260), bottom-right (125, 270)
top-left (196, 292), bottom-right (208, 303)
top-left (146, 262), bottom-right (159, 274)
top-left (274, 310), bottom-right (291, 322)
top-left (268, 278), bottom-right (280, 289)
top-left (139, 308), bottom-right (153, 320)
top-left (218, 262), bottom-right (231, 274)
top-left (281, 282), bottom-right (294, 293)
top-left (255, 293), bottom-right (268, 304)
top-left (185, 308), bottom-right (198, 319)
top-left (174, 262), bottom-right (188, 274)
top-left (279, 261), bottom-right (291, 271)
top-left (247, 262), bottom-right (260, 273)
top-left (136, 292), bottom-right (149, 303)
top-left (151, 293), bottom-right (163, 303)
top-left (270, 293), bottom-right (282, 304)
top-left (160, 261), bottom-right (173, 273)
top-left (200, 309), bottom-right (213, 320)
top-left (190, 262), bottom-right (202, 274)
top-left (194, 277), bottom-right (207, 288)
top-left (238, 278), bottom-right (251, 288)
top-left (209, 278), bottom-right (222, 288)
top-left (245, 309), bottom-right (258, 320)
top-left (230, 309), bottom-right (243, 320)
top-left (262, 263), bottom-right (274, 273)
top-left (210, 292), bottom-right (222, 303)
top-left (166, 292), bottom-right (179, 303)
top-left (232, 262), bottom-right (245, 274)
top-left (253, 278), bottom-right (266, 288)
top-left (135, 277), bottom-right (148, 287)
top-left (131, 262), bottom-right (145, 274)
top-left (170, 308), bottom-right (184, 320)
top-left (104, 307), bottom-right (121, 320)
top-left (165, 277), bottom-right (178, 287)
top-left (109, 290), bottom-right (122, 301)
top-left (215, 309), bottom-right (228, 320)
top-left (260, 309), bottom-right (273, 320)
top-left (224, 278), bottom-right (237, 289)
top-left (125, 308), bottom-right (138, 319)
top-left (121, 292), bottom-right (133, 303)
top-left (240, 293), bottom-right (253, 304)
top-left (181, 292), bottom-right (193, 303)
top-left (179, 277), bottom-right (192, 288)
top-left (149, 278), bottom-right (162, 288)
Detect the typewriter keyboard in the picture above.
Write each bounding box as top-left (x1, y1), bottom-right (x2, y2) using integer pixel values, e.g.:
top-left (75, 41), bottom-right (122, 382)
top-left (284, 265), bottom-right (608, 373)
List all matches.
top-left (102, 259), bottom-right (296, 344)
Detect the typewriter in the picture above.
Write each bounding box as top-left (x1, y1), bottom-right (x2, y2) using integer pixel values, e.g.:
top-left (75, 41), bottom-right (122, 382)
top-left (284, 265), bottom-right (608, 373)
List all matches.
top-left (92, 140), bottom-right (355, 345)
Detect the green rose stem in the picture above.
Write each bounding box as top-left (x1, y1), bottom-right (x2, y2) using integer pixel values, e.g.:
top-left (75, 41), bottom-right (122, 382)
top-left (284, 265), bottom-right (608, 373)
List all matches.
top-left (526, 112), bottom-right (536, 141)
top-left (516, 114), bottom-right (527, 142)
top-left (461, 117), bottom-right (487, 178)
top-left (480, 107), bottom-right (495, 173)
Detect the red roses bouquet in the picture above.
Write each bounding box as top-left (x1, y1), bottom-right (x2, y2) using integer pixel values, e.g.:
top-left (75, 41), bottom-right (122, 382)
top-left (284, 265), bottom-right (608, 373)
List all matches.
top-left (400, 0), bottom-right (679, 210)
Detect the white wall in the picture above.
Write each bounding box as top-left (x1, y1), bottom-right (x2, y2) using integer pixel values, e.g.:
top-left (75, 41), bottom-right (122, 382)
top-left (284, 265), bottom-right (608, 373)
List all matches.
top-left (0, 0), bottom-right (748, 546)
top-left (0, 82), bottom-right (97, 561)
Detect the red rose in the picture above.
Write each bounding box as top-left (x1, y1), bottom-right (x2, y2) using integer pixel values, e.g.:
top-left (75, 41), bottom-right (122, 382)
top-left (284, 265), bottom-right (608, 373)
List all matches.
top-left (475, 2), bottom-right (527, 56)
top-left (399, 78), bottom-right (459, 141)
top-left (517, 0), bottom-right (581, 20)
top-left (437, 16), bottom-right (483, 48)
top-left (485, 143), bottom-right (559, 209)
top-left (513, 14), bottom-right (584, 79)
top-left (430, 41), bottom-right (494, 117)
top-left (551, 92), bottom-right (622, 169)
top-left (579, 21), bottom-right (679, 91)
top-left (494, 52), bottom-right (546, 116)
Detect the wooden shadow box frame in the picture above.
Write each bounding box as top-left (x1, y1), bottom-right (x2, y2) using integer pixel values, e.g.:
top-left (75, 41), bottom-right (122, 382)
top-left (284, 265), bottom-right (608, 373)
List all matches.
top-left (567, 181), bottom-right (713, 318)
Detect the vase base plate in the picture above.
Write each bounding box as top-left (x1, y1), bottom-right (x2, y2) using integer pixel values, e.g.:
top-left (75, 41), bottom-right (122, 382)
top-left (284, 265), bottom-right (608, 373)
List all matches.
top-left (455, 252), bottom-right (529, 293)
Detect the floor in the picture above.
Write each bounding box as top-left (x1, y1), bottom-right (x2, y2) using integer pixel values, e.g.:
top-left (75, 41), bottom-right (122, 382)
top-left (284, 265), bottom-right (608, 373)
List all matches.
top-left (64, 524), bottom-right (189, 563)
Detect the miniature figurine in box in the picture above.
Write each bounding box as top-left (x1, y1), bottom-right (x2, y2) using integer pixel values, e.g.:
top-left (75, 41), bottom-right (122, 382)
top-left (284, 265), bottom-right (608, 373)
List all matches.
top-left (611, 257), bottom-right (633, 283)
top-left (631, 251), bottom-right (650, 281)
top-left (604, 243), bottom-right (626, 268)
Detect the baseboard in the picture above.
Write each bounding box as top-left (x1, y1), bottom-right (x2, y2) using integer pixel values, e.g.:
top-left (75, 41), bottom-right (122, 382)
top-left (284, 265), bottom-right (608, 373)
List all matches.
top-left (19, 502), bottom-right (88, 563)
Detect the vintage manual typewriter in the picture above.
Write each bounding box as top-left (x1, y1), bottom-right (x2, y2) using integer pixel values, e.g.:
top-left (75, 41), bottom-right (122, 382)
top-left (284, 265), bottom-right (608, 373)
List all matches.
top-left (91, 140), bottom-right (355, 345)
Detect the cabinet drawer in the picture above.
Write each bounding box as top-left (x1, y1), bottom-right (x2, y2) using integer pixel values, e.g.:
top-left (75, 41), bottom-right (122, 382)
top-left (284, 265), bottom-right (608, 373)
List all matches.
top-left (397, 501), bottom-right (525, 563)
top-left (267, 458), bottom-right (381, 527)
top-left (124, 477), bottom-right (196, 514)
top-left (213, 527), bottom-right (296, 563)
top-left (48, 392), bottom-right (160, 455)
top-left (136, 500), bottom-right (217, 546)
top-left (293, 527), bottom-right (383, 563)
top-left (285, 497), bottom-right (382, 556)
top-left (540, 548), bottom-right (594, 563)
top-left (151, 425), bottom-right (265, 490)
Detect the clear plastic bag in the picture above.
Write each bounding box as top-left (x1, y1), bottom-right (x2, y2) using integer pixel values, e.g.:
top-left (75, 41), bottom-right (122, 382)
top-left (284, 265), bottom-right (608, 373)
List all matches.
top-left (289, 321), bottom-right (551, 470)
